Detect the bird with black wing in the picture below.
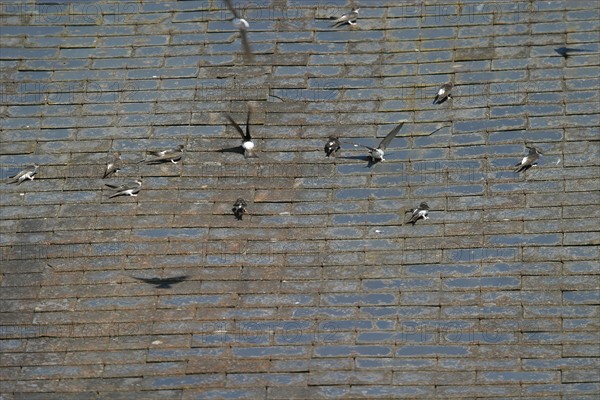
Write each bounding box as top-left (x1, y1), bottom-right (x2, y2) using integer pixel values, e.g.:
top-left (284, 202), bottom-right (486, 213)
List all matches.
top-left (106, 179), bottom-right (142, 198)
top-left (515, 146), bottom-right (542, 173)
top-left (407, 202), bottom-right (430, 225)
top-left (7, 164), bottom-right (38, 185)
top-left (225, 106), bottom-right (257, 159)
top-left (347, 121), bottom-right (405, 164)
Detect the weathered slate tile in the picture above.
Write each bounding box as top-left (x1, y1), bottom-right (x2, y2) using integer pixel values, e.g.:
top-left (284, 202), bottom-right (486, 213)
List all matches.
top-left (1, 1), bottom-right (599, 398)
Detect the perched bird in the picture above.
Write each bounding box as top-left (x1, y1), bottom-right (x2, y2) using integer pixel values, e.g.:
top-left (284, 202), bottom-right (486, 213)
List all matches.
top-left (331, 8), bottom-right (360, 27)
top-left (143, 145), bottom-right (184, 164)
top-left (134, 275), bottom-right (188, 289)
top-left (225, 107), bottom-right (257, 158)
top-left (232, 198), bottom-right (248, 220)
top-left (433, 82), bottom-right (454, 104)
top-left (103, 151), bottom-right (122, 178)
top-left (223, 0), bottom-right (254, 61)
top-left (554, 47), bottom-right (591, 58)
top-left (407, 202), bottom-right (430, 225)
top-left (349, 121), bottom-right (405, 163)
top-left (106, 179), bottom-right (142, 198)
top-left (7, 164), bottom-right (38, 185)
top-left (324, 136), bottom-right (341, 157)
top-left (515, 146), bottom-right (542, 173)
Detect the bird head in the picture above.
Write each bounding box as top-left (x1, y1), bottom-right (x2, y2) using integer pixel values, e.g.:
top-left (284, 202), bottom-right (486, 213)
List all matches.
top-left (526, 146), bottom-right (542, 155)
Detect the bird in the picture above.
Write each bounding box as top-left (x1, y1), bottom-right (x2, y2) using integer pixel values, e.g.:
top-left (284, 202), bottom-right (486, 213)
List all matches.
top-left (433, 82), bottom-right (454, 104)
top-left (103, 151), bottom-right (122, 178)
top-left (232, 198), bottom-right (248, 220)
top-left (143, 145), bottom-right (184, 164)
top-left (324, 136), bottom-right (341, 157)
top-left (331, 8), bottom-right (360, 27)
top-left (106, 179), bottom-right (142, 198)
top-left (348, 121), bottom-right (405, 163)
top-left (407, 202), bottom-right (430, 225)
top-left (225, 107), bottom-right (257, 158)
top-left (134, 275), bottom-right (188, 289)
top-left (515, 146), bottom-right (542, 173)
top-left (554, 47), bottom-right (591, 58)
top-left (223, 0), bottom-right (254, 61)
top-left (7, 164), bottom-right (38, 185)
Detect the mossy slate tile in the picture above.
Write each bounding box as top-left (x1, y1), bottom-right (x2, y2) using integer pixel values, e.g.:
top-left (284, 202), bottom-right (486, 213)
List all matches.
top-left (1, 1), bottom-right (599, 398)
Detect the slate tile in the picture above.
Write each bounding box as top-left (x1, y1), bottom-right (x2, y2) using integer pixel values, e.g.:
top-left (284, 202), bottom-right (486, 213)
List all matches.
top-left (1, 2), bottom-right (599, 398)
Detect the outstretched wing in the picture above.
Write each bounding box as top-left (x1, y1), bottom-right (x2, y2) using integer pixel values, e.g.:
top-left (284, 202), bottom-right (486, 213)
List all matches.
top-left (407, 209), bottom-right (419, 225)
top-left (222, 0), bottom-right (240, 19)
top-left (103, 155), bottom-right (120, 178)
top-left (144, 154), bottom-right (182, 164)
top-left (134, 277), bottom-right (160, 285)
top-left (225, 114), bottom-right (246, 139)
top-left (134, 275), bottom-right (188, 288)
top-left (8, 169), bottom-right (26, 181)
top-left (378, 121), bottom-right (405, 150)
top-left (239, 30), bottom-right (254, 62)
top-left (554, 47), bottom-right (591, 57)
top-left (245, 107), bottom-right (252, 141)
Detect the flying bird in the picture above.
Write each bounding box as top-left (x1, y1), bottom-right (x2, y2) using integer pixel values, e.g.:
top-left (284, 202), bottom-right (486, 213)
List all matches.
top-left (106, 179), bottom-right (142, 198)
top-left (331, 8), bottom-right (360, 27)
top-left (142, 145), bottom-right (184, 164)
top-left (232, 198), bottom-right (248, 220)
top-left (407, 202), bottom-right (430, 225)
top-left (515, 146), bottom-right (542, 173)
top-left (134, 275), bottom-right (188, 289)
top-left (223, 0), bottom-right (254, 61)
top-left (348, 121), bottom-right (405, 163)
top-left (324, 136), bottom-right (341, 157)
top-left (7, 164), bottom-right (38, 185)
top-left (433, 82), bottom-right (454, 104)
top-left (103, 151), bottom-right (122, 178)
top-left (554, 47), bottom-right (592, 58)
top-left (225, 107), bottom-right (257, 158)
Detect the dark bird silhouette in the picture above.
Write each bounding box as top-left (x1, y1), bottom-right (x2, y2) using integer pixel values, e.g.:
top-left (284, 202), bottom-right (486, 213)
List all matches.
top-left (134, 275), bottom-right (188, 289)
top-left (554, 47), bottom-right (592, 58)
top-left (433, 82), bottom-right (454, 104)
top-left (225, 107), bottom-right (257, 158)
top-left (324, 136), bottom-right (341, 157)
top-left (232, 198), bottom-right (248, 220)
top-left (346, 121), bottom-right (405, 165)
top-left (223, 0), bottom-right (254, 62)
top-left (515, 146), bottom-right (542, 173)
top-left (407, 202), bottom-right (430, 225)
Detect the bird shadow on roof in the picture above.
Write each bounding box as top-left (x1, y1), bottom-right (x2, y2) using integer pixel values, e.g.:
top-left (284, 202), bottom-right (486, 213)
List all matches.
top-left (338, 155), bottom-right (379, 168)
top-left (133, 275), bottom-right (189, 289)
top-left (218, 146), bottom-right (245, 156)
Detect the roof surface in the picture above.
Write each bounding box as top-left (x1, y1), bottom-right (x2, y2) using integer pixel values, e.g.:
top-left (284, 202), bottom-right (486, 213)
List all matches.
top-left (1, 0), bottom-right (599, 399)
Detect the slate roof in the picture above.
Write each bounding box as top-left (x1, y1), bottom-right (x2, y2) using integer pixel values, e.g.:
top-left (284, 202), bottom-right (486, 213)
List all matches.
top-left (1, 0), bottom-right (599, 399)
